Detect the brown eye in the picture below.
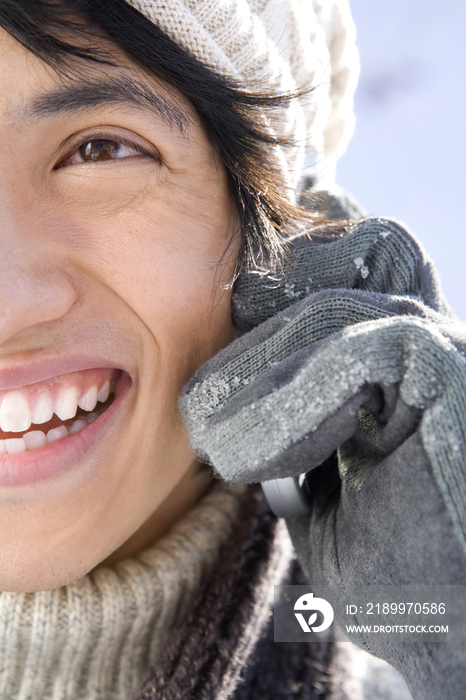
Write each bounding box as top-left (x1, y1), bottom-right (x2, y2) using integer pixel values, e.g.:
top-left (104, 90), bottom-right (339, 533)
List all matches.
top-left (79, 140), bottom-right (121, 162)
top-left (56, 135), bottom-right (153, 169)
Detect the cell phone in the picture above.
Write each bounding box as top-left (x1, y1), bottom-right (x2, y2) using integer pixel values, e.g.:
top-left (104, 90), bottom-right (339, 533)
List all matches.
top-left (261, 474), bottom-right (312, 518)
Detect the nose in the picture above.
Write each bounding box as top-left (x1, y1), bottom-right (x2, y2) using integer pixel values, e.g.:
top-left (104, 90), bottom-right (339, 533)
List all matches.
top-left (0, 243), bottom-right (77, 346)
top-left (0, 128), bottom-right (78, 347)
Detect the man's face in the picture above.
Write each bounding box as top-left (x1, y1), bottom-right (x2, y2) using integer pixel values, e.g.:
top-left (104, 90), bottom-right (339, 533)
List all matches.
top-left (0, 30), bottom-right (239, 591)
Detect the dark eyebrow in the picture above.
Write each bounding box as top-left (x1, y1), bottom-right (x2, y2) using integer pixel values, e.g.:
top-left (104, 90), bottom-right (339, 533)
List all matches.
top-left (25, 75), bottom-right (191, 135)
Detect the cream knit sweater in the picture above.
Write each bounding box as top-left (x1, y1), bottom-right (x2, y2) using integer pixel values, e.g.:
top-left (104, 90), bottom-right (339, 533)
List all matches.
top-left (0, 483), bottom-right (246, 700)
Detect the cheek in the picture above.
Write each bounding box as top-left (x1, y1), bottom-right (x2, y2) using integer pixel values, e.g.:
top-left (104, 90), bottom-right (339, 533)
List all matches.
top-left (130, 213), bottom-right (237, 386)
top-left (52, 178), bottom-right (239, 372)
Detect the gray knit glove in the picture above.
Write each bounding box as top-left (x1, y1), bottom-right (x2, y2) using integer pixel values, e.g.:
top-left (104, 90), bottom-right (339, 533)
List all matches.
top-left (179, 217), bottom-right (466, 700)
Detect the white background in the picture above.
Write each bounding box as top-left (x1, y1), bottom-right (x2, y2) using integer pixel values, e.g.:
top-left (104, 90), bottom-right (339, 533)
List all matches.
top-left (336, 0), bottom-right (466, 318)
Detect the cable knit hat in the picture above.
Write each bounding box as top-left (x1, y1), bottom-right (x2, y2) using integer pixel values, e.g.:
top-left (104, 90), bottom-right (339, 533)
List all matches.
top-left (126, 0), bottom-right (359, 187)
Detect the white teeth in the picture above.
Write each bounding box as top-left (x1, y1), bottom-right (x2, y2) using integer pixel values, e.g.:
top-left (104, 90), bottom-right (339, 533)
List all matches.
top-left (69, 419), bottom-right (88, 435)
top-left (46, 425), bottom-right (69, 444)
top-left (0, 376), bottom-right (111, 453)
top-left (0, 391), bottom-right (32, 432)
top-left (97, 381), bottom-right (110, 404)
top-left (23, 430), bottom-right (47, 450)
top-left (31, 393), bottom-right (54, 425)
top-left (5, 437), bottom-right (26, 454)
top-left (78, 386), bottom-right (98, 413)
top-left (54, 387), bottom-right (79, 421)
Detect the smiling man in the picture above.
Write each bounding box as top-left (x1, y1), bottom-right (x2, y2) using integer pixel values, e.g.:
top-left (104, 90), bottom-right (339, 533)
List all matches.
top-left (0, 28), bottom-right (241, 591)
top-left (0, 2), bottom-right (465, 700)
top-left (0, 1), bottom-right (359, 697)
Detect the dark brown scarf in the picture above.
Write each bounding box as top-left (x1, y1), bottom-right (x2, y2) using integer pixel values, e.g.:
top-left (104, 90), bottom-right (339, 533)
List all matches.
top-left (135, 487), bottom-right (336, 700)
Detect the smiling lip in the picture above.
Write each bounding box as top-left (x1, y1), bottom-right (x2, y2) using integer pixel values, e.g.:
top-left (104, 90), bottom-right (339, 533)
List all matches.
top-left (0, 368), bottom-right (131, 488)
top-left (0, 354), bottom-right (129, 391)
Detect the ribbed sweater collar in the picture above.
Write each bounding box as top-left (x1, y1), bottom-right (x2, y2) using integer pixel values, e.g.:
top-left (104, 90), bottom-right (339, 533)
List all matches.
top-left (0, 483), bottom-right (246, 700)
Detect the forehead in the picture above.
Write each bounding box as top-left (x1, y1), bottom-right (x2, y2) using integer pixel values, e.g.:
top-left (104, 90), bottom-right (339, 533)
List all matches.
top-left (0, 28), bottom-right (193, 136)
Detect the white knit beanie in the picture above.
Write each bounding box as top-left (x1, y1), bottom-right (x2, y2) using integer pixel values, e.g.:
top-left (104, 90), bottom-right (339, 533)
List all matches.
top-left (126, 0), bottom-right (359, 188)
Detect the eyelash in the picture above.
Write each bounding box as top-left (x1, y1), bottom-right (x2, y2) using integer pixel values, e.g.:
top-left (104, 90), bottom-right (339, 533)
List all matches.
top-left (55, 133), bottom-right (158, 169)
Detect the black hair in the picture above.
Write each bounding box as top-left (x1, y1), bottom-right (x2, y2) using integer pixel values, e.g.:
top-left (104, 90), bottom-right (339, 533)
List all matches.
top-left (0, 0), bottom-right (325, 276)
